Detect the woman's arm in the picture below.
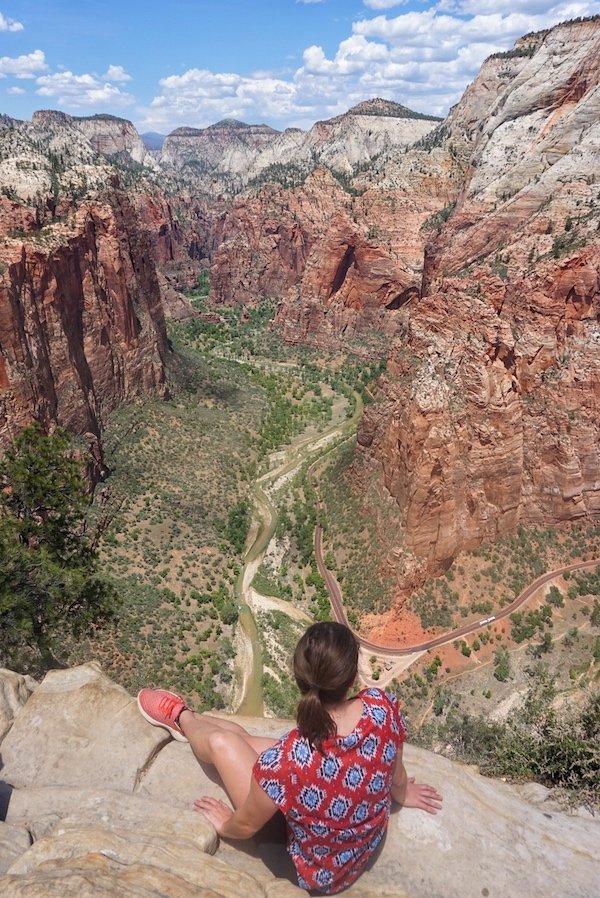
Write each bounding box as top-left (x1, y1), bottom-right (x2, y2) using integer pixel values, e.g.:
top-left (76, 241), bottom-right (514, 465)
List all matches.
top-left (391, 745), bottom-right (443, 814)
top-left (194, 775), bottom-right (278, 839)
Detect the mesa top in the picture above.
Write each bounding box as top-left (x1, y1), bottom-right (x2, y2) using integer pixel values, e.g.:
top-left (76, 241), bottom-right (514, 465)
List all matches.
top-left (252, 687), bottom-right (408, 894)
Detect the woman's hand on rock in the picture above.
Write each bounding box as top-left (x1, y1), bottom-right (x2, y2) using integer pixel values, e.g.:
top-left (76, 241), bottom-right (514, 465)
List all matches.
top-left (403, 777), bottom-right (443, 814)
top-left (194, 795), bottom-right (234, 834)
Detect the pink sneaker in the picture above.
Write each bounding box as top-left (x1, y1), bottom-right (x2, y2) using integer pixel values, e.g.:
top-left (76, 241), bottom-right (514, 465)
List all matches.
top-left (137, 688), bottom-right (190, 742)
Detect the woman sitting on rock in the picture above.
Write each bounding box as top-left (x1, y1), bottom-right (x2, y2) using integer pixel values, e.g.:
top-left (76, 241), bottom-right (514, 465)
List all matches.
top-left (137, 621), bottom-right (442, 895)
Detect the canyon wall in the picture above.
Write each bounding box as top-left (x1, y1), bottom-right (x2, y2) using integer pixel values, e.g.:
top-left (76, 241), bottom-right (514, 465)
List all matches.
top-left (357, 19), bottom-right (600, 577)
top-left (0, 190), bottom-right (168, 453)
top-left (0, 113), bottom-right (173, 458)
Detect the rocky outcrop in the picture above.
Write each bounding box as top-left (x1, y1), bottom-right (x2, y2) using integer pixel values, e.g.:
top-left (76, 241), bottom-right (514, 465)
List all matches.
top-left (161, 120), bottom-right (281, 193)
top-left (211, 167), bottom-right (445, 352)
top-left (160, 101), bottom-right (439, 195)
top-left (67, 114), bottom-right (157, 168)
top-left (356, 18), bottom-right (600, 577)
top-left (0, 665), bottom-right (597, 898)
top-left (0, 111), bottom-right (156, 204)
top-left (0, 190), bottom-right (168, 452)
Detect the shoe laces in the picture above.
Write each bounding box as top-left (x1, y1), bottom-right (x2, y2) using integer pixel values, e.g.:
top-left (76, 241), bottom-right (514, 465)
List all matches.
top-left (158, 694), bottom-right (182, 721)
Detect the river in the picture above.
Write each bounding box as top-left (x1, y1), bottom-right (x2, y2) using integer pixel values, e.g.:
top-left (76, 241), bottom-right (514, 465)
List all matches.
top-left (234, 388), bottom-right (364, 715)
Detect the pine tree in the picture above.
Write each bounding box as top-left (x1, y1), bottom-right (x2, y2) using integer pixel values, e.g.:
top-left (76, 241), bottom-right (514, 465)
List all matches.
top-left (0, 423), bottom-right (117, 672)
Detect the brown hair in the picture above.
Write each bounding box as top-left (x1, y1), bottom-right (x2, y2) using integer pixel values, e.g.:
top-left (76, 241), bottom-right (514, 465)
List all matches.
top-left (294, 622), bottom-right (359, 753)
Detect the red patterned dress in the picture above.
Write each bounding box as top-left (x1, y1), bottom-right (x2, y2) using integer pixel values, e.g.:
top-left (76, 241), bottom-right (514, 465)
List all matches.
top-left (252, 688), bottom-right (408, 894)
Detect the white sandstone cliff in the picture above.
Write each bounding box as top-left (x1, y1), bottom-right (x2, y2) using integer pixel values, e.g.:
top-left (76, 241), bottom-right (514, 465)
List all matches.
top-left (0, 664), bottom-right (597, 898)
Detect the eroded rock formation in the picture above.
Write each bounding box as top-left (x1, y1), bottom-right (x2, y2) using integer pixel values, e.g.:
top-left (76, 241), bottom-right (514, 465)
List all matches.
top-left (355, 18), bottom-right (600, 581)
top-left (0, 190), bottom-right (168, 452)
top-left (0, 665), bottom-right (597, 897)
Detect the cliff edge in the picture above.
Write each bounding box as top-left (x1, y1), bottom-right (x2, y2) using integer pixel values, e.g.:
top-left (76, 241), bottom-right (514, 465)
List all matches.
top-left (0, 664), bottom-right (597, 897)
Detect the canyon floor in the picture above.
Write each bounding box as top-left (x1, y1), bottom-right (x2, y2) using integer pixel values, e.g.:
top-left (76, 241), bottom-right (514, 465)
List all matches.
top-left (66, 296), bottom-right (600, 806)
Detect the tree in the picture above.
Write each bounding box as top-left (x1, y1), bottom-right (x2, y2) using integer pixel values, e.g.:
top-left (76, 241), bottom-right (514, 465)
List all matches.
top-left (0, 423), bottom-right (117, 672)
top-left (494, 646), bottom-right (511, 682)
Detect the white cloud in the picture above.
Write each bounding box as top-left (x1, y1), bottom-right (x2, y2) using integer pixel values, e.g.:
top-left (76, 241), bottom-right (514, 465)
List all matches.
top-left (0, 49), bottom-right (48, 79)
top-left (139, 1), bottom-right (600, 131)
top-left (363, 0), bottom-right (409, 8)
top-left (103, 64), bottom-right (132, 82)
top-left (36, 70), bottom-right (135, 109)
top-left (0, 12), bottom-right (23, 32)
top-left (147, 68), bottom-right (307, 127)
top-left (6, 85), bottom-right (25, 95)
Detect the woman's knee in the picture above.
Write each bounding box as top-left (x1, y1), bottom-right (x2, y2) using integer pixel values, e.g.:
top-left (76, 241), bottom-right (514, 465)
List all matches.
top-left (205, 728), bottom-right (243, 762)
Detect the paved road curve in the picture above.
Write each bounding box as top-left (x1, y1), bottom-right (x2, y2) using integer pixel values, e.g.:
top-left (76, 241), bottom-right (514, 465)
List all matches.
top-left (314, 522), bottom-right (600, 657)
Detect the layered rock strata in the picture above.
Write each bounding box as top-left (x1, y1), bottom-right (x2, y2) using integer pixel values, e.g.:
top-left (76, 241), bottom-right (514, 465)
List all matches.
top-left (0, 665), bottom-right (597, 898)
top-left (160, 100), bottom-right (439, 195)
top-left (356, 18), bottom-right (600, 578)
top-left (0, 190), bottom-right (168, 452)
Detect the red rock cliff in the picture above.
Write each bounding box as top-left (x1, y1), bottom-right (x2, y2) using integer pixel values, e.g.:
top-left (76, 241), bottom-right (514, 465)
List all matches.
top-left (357, 19), bottom-right (600, 582)
top-left (0, 190), bottom-right (168, 452)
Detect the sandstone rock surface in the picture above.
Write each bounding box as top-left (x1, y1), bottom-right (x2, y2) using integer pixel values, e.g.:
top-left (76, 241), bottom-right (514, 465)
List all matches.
top-left (0, 666), bottom-right (597, 898)
top-left (0, 670), bottom-right (36, 744)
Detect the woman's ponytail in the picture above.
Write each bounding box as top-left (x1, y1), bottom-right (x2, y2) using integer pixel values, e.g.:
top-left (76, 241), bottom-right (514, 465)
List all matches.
top-left (294, 622), bottom-right (359, 753)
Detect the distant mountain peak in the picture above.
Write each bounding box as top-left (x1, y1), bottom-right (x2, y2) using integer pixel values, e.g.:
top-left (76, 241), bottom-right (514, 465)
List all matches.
top-left (209, 118), bottom-right (250, 129)
top-left (346, 98), bottom-right (442, 122)
top-left (208, 118), bottom-right (279, 134)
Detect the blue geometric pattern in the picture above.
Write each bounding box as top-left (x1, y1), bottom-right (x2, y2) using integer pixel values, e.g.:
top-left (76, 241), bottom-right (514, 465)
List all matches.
top-left (318, 754), bottom-right (342, 782)
top-left (343, 763), bottom-right (366, 791)
top-left (299, 784), bottom-right (326, 812)
top-left (333, 848), bottom-right (355, 867)
top-left (262, 778), bottom-right (286, 805)
top-left (367, 772), bottom-right (386, 795)
top-left (339, 731), bottom-right (360, 749)
top-left (368, 703), bottom-right (387, 726)
top-left (326, 795), bottom-right (352, 821)
top-left (359, 733), bottom-right (380, 759)
top-left (257, 746), bottom-right (282, 770)
top-left (315, 868), bottom-right (334, 889)
top-left (289, 821), bottom-right (307, 841)
top-left (290, 737), bottom-right (312, 768)
top-left (252, 687), bottom-right (406, 895)
top-left (351, 800), bottom-right (370, 824)
top-left (383, 739), bottom-right (397, 764)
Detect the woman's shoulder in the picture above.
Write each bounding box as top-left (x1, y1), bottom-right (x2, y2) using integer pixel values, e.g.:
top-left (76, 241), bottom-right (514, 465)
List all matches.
top-left (359, 687), bottom-right (408, 737)
top-left (359, 686), bottom-right (397, 705)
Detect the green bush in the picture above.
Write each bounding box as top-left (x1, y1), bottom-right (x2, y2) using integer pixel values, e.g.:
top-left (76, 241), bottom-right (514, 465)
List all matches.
top-left (426, 674), bottom-right (600, 807)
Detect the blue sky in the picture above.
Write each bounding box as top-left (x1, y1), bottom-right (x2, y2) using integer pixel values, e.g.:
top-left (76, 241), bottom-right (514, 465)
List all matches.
top-left (1, 1), bottom-right (599, 133)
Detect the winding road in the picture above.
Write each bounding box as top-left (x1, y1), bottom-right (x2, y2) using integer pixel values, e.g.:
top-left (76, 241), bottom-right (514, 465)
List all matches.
top-left (314, 522), bottom-right (600, 656)
top-left (234, 368), bottom-right (600, 703)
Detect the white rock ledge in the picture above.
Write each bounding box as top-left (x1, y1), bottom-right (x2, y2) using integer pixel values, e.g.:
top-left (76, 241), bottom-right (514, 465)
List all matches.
top-left (0, 664), bottom-right (597, 898)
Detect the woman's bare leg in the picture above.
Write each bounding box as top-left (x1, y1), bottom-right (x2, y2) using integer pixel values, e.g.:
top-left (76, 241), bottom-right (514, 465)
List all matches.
top-left (198, 712), bottom-right (278, 752)
top-left (179, 710), bottom-right (277, 807)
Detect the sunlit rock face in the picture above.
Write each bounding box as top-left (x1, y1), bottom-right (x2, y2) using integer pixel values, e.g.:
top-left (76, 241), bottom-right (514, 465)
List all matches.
top-left (0, 665), bottom-right (597, 898)
top-left (357, 19), bottom-right (600, 577)
top-left (0, 111), bottom-right (172, 456)
top-left (0, 191), bottom-right (168, 453)
top-left (159, 100), bottom-right (439, 194)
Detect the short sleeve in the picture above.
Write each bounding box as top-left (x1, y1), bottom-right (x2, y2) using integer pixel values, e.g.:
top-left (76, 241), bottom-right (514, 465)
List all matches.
top-left (385, 691), bottom-right (409, 742)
